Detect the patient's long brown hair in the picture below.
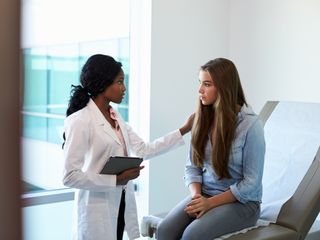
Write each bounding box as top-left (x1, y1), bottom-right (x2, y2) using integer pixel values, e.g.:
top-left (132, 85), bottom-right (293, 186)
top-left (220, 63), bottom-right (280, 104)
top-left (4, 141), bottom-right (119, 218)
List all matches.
top-left (191, 58), bottom-right (247, 179)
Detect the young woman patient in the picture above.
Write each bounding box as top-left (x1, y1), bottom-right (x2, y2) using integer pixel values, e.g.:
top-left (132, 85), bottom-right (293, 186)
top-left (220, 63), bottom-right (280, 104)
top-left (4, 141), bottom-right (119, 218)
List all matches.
top-left (157, 58), bottom-right (265, 240)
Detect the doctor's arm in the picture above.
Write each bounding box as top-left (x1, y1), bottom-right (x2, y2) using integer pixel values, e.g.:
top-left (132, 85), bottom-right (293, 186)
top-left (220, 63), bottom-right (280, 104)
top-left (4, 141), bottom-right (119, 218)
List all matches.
top-left (126, 113), bottom-right (194, 159)
top-left (116, 166), bottom-right (144, 185)
top-left (63, 118), bottom-right (118, 191)
top-left (179, 113), bottom-right (195, 136)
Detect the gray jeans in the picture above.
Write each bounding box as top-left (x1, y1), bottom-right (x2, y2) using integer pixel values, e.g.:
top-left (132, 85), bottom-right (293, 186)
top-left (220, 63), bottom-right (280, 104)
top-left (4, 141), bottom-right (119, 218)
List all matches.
top-left (157, 195), bottom-right (260, 240)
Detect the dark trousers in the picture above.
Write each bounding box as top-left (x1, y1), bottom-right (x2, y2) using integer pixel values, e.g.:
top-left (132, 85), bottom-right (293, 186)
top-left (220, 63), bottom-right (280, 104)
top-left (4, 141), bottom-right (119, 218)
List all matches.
top-left (117, 189), bottom-right (126, 240)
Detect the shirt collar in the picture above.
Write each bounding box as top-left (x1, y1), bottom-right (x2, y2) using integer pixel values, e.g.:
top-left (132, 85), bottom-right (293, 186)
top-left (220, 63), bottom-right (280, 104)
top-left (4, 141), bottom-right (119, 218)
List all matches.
top-left (109, 106), bottom-right (120, 130)
top-left (237, 104), bottom-right (256, 122)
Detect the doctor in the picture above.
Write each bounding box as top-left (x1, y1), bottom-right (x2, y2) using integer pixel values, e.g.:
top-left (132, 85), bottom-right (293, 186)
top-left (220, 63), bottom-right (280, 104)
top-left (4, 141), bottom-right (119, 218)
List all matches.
top-left (62, 54), bottom-right (193, 240)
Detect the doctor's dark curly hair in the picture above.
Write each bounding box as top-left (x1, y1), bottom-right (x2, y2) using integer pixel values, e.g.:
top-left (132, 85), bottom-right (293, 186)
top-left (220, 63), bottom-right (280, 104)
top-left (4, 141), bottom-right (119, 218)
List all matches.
top-left (62, 54), bottom-right (122, 149)
top-left (66, 54), bottom-right (122, 117)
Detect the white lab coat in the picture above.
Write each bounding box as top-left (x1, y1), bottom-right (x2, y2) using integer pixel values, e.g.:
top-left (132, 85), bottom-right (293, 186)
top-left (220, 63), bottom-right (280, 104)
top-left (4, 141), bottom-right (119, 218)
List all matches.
top-left (63, 99), bottom-right (184, 240)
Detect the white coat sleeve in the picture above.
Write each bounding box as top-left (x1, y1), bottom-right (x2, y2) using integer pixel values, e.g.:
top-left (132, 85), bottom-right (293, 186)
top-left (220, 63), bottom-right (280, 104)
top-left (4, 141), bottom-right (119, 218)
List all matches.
top-left (62, 116), bottom-right (117, 191)
top-left (126, 124), bottom-right (185, 159)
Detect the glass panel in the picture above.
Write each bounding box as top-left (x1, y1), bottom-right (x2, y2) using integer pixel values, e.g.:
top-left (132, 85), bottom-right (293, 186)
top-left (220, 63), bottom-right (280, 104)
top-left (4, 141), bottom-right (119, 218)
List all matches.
top-left (23, 115), bottom-right (47, 142)
top-left (48, 118), bottom-right (64, 144)
top-left (47, 44), bottom-right (80, 116)
top-left (23, 48), bottom-right (48, 114)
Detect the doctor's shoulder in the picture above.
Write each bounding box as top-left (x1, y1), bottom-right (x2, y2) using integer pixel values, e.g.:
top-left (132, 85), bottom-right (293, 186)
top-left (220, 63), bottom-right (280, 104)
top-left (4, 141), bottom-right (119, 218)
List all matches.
top-left (64, 107), bottom-right (91, 130)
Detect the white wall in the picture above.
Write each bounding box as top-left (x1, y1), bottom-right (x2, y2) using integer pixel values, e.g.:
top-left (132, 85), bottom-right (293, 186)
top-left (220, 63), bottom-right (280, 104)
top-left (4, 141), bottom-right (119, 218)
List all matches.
top-left (148, 0), bottom-right (230, 214)
top-left (229, 0), bottom-right (320, 112)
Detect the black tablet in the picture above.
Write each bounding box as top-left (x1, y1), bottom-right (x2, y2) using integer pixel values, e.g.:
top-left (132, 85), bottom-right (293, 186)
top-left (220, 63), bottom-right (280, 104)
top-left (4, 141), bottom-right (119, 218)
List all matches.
top-left (100, 156), bottom-right (143, 175)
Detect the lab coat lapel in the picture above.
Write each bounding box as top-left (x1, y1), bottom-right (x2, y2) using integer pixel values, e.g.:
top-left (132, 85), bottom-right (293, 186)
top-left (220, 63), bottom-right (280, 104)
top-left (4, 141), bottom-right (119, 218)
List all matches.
top-left (87, 99), bottom-right (121, 145)
top-left (102, 123), bottom-right (121, 145)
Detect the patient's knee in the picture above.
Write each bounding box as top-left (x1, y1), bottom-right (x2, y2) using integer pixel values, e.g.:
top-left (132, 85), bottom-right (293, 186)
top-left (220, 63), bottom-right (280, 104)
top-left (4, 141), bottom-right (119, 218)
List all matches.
top-left (156, 220), bottom-right (169, 239)
top-left (181, 227), bottom-right (198, 240)
top-left (157, 219), bottom-right (178, 240)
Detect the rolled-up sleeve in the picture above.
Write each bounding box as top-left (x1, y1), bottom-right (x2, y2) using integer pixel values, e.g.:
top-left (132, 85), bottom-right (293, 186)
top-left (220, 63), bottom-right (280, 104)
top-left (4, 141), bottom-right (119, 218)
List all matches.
top-left (184, 146), bottom-right (203, 187)
top-left (230, 119), bottom-right (265, 203)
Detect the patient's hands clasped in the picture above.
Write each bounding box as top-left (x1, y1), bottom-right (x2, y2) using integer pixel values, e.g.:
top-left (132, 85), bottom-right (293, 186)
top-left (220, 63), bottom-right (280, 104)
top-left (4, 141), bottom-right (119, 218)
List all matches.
top-left (184, 193), bottom-right (214, 219)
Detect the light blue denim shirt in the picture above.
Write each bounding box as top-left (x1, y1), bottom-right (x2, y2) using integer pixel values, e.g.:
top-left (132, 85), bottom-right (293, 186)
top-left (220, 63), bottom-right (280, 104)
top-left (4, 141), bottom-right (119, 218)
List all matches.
top-left (184, 105), bottom-right (265, 204)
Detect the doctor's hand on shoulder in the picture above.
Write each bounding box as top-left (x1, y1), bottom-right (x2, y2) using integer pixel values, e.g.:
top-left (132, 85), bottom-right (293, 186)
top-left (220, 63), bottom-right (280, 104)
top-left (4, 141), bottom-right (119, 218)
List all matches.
top-left (179, 113), bottom-right (195, 136)
top-left (116, 166), bottom-right (145, 185)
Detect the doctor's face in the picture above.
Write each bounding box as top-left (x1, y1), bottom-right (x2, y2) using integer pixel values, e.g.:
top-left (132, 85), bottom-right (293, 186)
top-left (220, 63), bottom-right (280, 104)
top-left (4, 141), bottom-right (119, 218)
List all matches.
top-left (104, 69), bottom-right (126, 104)
top-left (198, 70), bottom-right (217, 105)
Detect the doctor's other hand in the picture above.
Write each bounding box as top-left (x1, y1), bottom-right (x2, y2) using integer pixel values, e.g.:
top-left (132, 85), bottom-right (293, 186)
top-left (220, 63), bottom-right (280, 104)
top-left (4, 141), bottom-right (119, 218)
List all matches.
top-left (179, 113), bottom-right (195, 136)
top-left (116, 166), bottom-right (145, 185)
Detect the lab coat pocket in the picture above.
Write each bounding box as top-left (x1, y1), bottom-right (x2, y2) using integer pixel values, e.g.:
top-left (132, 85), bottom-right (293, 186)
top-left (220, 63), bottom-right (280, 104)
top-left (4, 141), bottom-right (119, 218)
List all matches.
top-left (78, 204), bottom-right (114, 240)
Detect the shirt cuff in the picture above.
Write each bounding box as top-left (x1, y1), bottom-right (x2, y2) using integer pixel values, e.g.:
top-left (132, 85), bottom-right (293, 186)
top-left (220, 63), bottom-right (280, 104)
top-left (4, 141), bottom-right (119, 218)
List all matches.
top-left (184, 176), bottom-right (202, 187)
top-left (100, 174), bottom-right (117, 188)
top-left (230, 184), bottom-right (247, 204)
top-left (173, 129), bottom-right (185, 146)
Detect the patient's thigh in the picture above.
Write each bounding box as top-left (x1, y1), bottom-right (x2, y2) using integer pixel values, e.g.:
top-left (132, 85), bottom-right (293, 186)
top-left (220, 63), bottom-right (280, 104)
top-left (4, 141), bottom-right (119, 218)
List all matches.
top-left (182, 201), bottom-right (260, 240)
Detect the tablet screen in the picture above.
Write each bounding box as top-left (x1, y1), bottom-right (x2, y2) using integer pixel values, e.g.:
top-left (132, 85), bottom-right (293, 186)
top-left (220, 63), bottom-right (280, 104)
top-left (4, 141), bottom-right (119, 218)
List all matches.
top-left (100, 156), bottom-right (143, 175)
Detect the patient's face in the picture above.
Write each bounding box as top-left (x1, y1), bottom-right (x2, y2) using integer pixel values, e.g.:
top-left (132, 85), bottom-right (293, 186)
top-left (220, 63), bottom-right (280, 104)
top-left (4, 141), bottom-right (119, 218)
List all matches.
top-left (198, 70), bottom-right (217, 105)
